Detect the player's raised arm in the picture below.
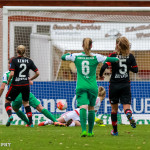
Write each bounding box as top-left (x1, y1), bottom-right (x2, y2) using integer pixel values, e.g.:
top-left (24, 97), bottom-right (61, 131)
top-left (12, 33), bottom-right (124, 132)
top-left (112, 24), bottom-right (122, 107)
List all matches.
top-left (103, 56), bottom-right (119, 64)
top-left (61, 52), bottom-right (77, 62)
top-left (61, 53), bottom-right (71, 60)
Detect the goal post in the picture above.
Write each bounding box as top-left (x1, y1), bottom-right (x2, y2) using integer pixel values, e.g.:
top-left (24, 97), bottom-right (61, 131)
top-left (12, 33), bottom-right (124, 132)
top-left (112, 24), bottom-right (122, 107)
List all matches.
top-left (1, 6), bottom-right (150, 125)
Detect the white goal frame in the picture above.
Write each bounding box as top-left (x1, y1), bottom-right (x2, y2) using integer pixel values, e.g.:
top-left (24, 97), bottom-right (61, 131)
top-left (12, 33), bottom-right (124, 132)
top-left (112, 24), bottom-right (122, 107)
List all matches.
top-left (3, 6), bottom-right (150, 75)
top-left (2, 6), bottom-right (150, 125)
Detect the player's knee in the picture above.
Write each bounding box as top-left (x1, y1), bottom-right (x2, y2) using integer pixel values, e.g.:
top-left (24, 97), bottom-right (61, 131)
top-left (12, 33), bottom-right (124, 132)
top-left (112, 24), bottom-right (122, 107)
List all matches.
top-left (74, 121), bottom-right (81, 126)
top-left (80, 105), bottom-right (88, 110)
top-left (22, 101), bottom-right (29, 107)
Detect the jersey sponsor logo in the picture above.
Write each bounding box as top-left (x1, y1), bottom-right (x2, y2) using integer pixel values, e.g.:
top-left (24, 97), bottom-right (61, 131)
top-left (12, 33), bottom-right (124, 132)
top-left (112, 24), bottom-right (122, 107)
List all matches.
top-left (77, 57), bottom-right (94, 60)
top-left (15, 77), bottom-right (28, 81)
top-left (115, 73), bottom-right (128, 78)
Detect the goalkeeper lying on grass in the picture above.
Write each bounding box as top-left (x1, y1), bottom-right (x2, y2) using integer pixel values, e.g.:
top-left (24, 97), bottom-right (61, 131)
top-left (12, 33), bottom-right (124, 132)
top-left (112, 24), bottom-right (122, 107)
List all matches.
top-left (38, 86), bottom-right (106, 127)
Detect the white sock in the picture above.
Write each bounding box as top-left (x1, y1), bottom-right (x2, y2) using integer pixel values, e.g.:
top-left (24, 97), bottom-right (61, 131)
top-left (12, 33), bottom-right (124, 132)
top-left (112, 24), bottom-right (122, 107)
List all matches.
top-left (69, 121), bottom-right (75, 127)
top-left (44, 120), bottom-right (53, 125)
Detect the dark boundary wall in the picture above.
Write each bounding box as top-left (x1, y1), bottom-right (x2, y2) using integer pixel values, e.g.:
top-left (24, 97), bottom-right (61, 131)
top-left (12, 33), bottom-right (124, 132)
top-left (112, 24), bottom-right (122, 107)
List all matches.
top-left (1, 1), bottom-right (150, 7)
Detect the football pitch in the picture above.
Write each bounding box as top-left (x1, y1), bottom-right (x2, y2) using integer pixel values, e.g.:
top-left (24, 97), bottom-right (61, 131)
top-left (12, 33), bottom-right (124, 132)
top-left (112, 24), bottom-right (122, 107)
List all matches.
top-left (0, 125), bottom-right (150, 150)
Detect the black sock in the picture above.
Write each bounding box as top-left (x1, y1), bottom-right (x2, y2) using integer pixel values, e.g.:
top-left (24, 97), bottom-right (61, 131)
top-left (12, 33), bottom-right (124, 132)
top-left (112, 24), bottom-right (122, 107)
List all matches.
top-left (5, 103), bottom-right (12, 117)
top-left (25, 106), bottom-right (32, 124)
top-left (111, 112), bottom-right (117, 133)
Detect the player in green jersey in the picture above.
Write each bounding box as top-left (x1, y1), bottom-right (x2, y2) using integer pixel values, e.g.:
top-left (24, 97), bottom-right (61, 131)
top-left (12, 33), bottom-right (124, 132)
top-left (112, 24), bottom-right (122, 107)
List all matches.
top-left (0, 59), bottom-right (65, 127)
top-left (61, 38), bottom-right (119, 137)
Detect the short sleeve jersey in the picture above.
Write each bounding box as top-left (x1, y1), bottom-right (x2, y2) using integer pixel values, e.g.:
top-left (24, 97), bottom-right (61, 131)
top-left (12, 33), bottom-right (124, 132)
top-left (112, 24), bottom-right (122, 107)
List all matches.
top-left (2, 71), bottom-right (11, 84)
top-left (108, 52), bottom-right (137, 83)
top-left (65, 52), bottom-right (107, 90)
top-left (10, 56), bottom-right (38, 85)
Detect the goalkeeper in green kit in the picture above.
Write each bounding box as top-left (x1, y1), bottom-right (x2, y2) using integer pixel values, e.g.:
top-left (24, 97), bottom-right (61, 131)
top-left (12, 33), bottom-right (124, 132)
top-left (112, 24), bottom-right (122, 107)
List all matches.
top-left (61, 38), bottom-right (119, 137)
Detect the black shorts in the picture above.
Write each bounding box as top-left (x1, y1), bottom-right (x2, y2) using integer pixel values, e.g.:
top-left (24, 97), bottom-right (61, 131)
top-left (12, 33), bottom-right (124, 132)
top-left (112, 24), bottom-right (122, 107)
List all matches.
top-left (6, 85), bottom-right (30, 102)
top-left (109, 82), bottom-right (131, 104)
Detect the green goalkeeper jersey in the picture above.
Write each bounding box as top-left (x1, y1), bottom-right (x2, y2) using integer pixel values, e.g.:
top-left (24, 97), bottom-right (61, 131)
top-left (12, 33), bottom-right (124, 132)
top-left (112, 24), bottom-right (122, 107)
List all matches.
top-left (62, 52), bottom-right (107, 90)
top-left (2, 71), bottom-right (12, 85)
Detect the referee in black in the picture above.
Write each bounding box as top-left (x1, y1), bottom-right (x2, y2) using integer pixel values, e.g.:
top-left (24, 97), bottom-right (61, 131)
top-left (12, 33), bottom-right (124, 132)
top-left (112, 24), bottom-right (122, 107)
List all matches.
top-left (5, 45), bottom-right (39, 127)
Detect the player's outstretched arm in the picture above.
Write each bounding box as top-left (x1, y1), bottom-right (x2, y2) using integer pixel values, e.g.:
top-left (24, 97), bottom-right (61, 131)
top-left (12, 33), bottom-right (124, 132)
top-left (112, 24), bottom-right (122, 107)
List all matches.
top-left (61, 53), bottom-right (71, 61)
top-left (103, 57), bottom-right (119, 64)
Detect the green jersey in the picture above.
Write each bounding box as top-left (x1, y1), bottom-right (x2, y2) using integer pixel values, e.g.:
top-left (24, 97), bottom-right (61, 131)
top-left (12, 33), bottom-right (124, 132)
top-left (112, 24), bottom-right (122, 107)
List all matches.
top-left (2, 71), bottom-right (12, 85)
top-left (62, 52), bottom-right (107, 90)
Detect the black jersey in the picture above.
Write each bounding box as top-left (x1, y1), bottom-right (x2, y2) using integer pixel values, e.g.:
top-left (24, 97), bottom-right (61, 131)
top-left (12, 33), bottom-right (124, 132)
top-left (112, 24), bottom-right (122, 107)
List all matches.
top-left (10, 56), bottom-right (38, 85)
top-left (100, 52), bottom-right (138, 83)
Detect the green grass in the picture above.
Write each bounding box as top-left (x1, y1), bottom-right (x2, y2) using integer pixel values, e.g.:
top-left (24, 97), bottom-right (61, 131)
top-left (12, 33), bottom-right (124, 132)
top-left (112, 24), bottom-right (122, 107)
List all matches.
top-left (0, 125), bottom-right (149, 150)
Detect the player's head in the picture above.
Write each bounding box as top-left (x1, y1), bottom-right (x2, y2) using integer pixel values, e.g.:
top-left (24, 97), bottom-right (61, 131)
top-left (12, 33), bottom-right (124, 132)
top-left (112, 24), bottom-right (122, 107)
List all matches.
top-left (116, 36), bottom-right (130, 56)
top-left (16, 45), bottom-right (26, 56)
top-left (82, 38), bottom-right (92, 56)
top-left (98, 86), bottom-right (106, 100)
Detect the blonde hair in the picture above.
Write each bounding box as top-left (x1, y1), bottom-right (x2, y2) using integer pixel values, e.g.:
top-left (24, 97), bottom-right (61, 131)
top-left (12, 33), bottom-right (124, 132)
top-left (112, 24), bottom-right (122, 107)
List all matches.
top-left (116, 37), bottom-right (121, 44)
top-left (117, 37), bottom-right (130, 56)
top-left (98, 86), bottom-right (106, 97)
top-left (16, 45), bottom-right (26, 56)
top-left (82, 38), bottom-right (92, 56)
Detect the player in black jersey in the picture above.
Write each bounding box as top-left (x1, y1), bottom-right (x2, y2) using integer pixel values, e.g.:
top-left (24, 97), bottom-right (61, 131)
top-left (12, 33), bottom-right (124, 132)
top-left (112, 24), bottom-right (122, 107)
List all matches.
top-left (5, 45), bottom-right (39, 127)
top-left (100, 37), bottom-right (138, 136)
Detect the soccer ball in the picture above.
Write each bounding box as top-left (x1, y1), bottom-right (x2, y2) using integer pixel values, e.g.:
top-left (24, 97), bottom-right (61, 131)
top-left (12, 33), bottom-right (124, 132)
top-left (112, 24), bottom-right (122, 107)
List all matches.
top-left (57, 101), bottom-right (67, 110)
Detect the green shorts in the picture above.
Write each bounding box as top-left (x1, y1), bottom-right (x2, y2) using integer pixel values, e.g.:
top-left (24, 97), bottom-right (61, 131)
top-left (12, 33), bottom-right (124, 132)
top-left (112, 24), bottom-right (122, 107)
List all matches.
top-left (12, 92), bottom-right (40, 109)
top-left (76, 88), bottom-right (98, 107)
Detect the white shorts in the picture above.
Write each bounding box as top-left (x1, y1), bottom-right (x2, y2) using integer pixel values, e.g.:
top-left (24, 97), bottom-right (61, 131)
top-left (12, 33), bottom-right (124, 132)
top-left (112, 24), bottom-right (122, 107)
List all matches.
top-left (61, 110), bottom-right (80, 122)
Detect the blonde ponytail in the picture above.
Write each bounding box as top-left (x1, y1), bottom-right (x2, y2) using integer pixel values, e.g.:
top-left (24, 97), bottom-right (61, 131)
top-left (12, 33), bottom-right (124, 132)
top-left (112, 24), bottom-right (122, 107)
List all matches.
top-left (83, 38), bottom-right (92, 56)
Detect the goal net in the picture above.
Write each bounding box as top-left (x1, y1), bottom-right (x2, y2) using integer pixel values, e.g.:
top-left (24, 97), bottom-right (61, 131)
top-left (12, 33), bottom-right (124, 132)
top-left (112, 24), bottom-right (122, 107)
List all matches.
top-left (1, 7), bottom-right (150, 125)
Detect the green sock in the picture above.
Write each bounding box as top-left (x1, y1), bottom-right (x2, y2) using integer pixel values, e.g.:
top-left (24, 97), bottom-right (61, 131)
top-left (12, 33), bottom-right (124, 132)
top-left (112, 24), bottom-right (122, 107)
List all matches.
top-left (88, 110), bottom-right (95, 133)
top-left (16, 110), bottom-right (30, 125)
top-left (41, 109), bottom-right (57, 122)
top-left (80, 108), bottom-right (87, 132)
